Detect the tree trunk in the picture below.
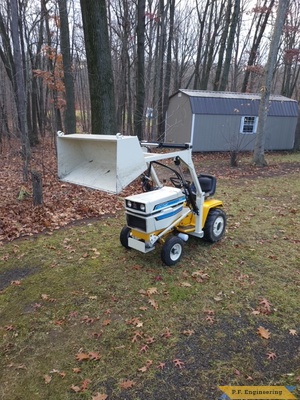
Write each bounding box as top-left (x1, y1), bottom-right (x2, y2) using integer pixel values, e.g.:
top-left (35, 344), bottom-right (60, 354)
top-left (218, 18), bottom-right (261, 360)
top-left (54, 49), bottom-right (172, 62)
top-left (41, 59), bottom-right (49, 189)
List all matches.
top-left (156, 0), bottom-right (167, 141)
top-left (58, 0), bottom-right (76, 134)
top-left (293, 113), bottom-right (300, 151)
top-left (41, 0), bottom-right (63, 133)
top-left (10, 0), bottom-right (31, 180)
top-left (80, 0), bottom-right (116, 135)
top-left (31, 171), bottom-right (43, 206)
top-left (219, 0), bottom-right (240, 91)
top-left (193, 0), bottom-right (210, 90)
top-left (241, 0), bottom-right (275, 93)
top-left (253, 0), bottom-right (289, 166)
top-left (134, 0), bottom-right (146, 140)
top-left (199, 0), bottom-right (225, 90)
top-left (162, 0), bottom-right (175, 138)
top-left (213, 0), bottom-right (232, 91)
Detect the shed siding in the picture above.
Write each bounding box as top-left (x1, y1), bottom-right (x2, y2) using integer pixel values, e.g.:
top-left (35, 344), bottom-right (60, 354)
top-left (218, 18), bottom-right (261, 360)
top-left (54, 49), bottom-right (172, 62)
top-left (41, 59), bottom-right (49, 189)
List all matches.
top-left (192, 115), bottom-right (296, 151)
top-left (265, 117), bottom-right (296, 150)
top-left (166, 90), bottom-right (298, 152)
top-left (165, 93), bottom-right (192, 143)
top-left (193, 115), bottom-right (257, 151)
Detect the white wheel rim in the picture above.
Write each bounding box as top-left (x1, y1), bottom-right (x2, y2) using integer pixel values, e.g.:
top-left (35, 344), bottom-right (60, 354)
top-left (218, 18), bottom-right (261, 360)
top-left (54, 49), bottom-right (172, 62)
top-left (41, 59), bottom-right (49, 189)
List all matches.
top-left (170, 243), bottom-right (182, 261)
top-left (213, 216), bottom-right (224, 237)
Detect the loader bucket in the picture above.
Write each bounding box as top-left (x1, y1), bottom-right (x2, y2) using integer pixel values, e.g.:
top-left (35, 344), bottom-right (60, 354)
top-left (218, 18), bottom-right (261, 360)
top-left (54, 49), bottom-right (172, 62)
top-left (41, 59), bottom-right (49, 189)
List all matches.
top-left (57, 134), bottom-right (147, 194)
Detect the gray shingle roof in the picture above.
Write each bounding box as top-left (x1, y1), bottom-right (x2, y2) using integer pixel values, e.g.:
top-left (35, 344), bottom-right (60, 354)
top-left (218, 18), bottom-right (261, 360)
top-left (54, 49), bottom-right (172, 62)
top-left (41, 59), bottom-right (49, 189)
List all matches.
top-left (176, 89), bottom-right (299, 117)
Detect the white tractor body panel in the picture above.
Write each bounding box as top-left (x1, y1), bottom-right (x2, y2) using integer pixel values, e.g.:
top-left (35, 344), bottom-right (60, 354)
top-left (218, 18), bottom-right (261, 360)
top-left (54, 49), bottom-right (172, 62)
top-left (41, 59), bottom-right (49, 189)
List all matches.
top-left (125, 187), bottom-right (186, 233)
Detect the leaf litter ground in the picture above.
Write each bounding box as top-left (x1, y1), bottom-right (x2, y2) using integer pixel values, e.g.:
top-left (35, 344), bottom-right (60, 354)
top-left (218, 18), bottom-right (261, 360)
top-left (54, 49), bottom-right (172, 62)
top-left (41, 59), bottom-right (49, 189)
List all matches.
top-left (0, 138), bottom-right (299, 399)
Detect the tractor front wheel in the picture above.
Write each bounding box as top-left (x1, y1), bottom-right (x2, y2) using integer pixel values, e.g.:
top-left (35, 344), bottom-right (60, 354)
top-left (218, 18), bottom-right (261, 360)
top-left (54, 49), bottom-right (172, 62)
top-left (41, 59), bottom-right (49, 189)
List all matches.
top-left (161, 236), bottom-right (184, 266)
top-left (120, 226), bottom-right (131, 249)
top-left (203, 208), bottom-right (226, 242)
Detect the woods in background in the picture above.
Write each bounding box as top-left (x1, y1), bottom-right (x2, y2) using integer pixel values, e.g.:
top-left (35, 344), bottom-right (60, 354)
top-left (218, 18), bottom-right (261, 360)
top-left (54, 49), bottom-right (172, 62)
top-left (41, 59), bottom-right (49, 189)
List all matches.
top-left (0, 0), bottom-right (299, 154)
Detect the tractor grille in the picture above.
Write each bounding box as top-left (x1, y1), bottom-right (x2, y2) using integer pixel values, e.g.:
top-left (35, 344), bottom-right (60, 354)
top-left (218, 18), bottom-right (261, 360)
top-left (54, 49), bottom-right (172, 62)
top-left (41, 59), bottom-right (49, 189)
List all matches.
top-left (126, 214), bottom-right (146, 232)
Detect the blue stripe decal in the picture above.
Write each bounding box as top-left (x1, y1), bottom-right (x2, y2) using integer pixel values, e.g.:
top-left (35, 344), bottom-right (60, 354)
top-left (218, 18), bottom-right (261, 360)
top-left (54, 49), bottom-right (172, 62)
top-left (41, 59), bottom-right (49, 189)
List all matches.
top-left (154, 196), bottom-right (186, 211)
top-left (155, 206), bottom-right (183, 221)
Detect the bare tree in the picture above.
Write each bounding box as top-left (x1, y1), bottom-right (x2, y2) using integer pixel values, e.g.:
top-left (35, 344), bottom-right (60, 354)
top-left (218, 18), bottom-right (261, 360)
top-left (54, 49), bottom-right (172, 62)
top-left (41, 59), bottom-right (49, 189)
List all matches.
top-left (161, 0), bottom-right (175, 138)
top-left (80, 0), bottom-right (116, 135)
top-left (241, 0), bottom-right (275, 93)
top-left (135, 0), bottom-right (146, 140)
top-left (253, 0), bottom-right (290, 166)
top-left (58, 0), bottom-right (76, 134)
top-left (154, 0), bottom-right (167, 140)
top-left (193, 0), bottom-right (210, 89)
top-left (280, 1), bottom-right (300, 98)
top-left (213, 0), bottom-right (232, 91)
top-left (10, 0), bottom-right (31, 179)
top-left (219, 0), bottom-right (241, 91)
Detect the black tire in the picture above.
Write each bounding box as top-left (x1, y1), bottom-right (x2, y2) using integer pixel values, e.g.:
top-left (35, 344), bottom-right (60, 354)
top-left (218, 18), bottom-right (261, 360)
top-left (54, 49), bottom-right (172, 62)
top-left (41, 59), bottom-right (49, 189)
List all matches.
top-left (161, 236), bottom-right (184, 266)
top-left (120, 226), bottom-right (131, 249)
top-left (203, 208), bottom-right (226, 242)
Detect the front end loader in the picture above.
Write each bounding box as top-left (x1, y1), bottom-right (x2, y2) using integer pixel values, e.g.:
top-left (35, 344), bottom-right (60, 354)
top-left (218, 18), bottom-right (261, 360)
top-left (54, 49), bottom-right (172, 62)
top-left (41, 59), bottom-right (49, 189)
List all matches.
top-left (57, 133), bottom-right (226, 266)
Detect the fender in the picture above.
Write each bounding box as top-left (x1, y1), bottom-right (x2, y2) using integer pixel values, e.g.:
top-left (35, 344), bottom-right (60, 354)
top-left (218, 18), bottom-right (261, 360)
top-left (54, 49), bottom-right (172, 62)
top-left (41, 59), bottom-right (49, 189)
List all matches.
top-left (202, 199), bottom-right (223, 228)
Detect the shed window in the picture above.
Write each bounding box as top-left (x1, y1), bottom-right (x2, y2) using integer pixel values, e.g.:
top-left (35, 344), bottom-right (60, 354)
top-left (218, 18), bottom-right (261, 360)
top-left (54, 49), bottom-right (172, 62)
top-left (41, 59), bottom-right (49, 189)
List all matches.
top-left (240, 116), bottom-right (258, 134)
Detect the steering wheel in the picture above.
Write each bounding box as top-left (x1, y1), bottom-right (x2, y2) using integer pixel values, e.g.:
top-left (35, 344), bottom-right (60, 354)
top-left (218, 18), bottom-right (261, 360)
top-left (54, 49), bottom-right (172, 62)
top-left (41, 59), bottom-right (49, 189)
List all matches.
top-left (170, 177), bottom-right (183, 188)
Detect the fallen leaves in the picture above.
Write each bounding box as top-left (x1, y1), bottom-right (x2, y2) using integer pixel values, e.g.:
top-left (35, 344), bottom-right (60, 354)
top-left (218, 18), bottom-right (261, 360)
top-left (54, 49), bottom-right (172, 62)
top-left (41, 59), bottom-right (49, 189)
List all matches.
top-left (91, 393), bottom-right (108, 400)
top-left (147, 287), bottom-right (158, 295)
top-left (81, 315), bottom-right (100, 325)
top-left (161, 328), bottom-right (172, 339)
top-left (0, 138), bottom-right (124, 242)
top-left (4, 325), bottom-right (15, 331)
top-left (131, 331), bottom-right (143, 343)
top-left (75, 351), bottom-right (101, 362)
top-left (139, 344), bottom-right (149, 353)
top-left (119, 380), bottom-right (135, 389)
top-left (266, 351), bottom-right (277, 360)
top-left (257, 326), bottom-right (271, 339)
top-left (138, 359), bottom-right (153, 373)
top-left (148, 298), bottom-right (158, 310)
top-left (70, 379), bottom-right (92, 393)
top-left (173, 358), bottom-right (185, 368)
top-left (182, 329), bottom-right (195, 336)
top-left (126, 317), bottom-right (143, 327)
top-left (180, 281), bottom-right (192, 287)
top-left (11, 280), bottom-right (21, 286)
top-left (43, 369), bottom-right (66, 385)
top-left (75, 352), bottom-right (90, 362)
top-left (157, 362), bottom-right (166, 370)
top-left (43, 374), bottom-right (52, 384)
top-left (254, 297), bottom-right (272, 315)
top-left (88, 351), bottom-right (101, 361)
top-left (289, 329), bottom-right (297, 336)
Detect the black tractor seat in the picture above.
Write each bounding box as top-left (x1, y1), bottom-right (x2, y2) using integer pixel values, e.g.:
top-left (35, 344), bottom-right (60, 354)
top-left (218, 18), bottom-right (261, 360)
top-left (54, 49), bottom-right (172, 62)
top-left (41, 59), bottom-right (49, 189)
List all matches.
top-left (191, 174), bottom-right (216, 197)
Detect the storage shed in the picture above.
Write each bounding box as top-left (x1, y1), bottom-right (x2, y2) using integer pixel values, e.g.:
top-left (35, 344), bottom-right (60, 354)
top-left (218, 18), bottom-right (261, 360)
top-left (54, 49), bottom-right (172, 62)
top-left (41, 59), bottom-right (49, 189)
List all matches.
top-left (165, 89), bottom-right (299, 151)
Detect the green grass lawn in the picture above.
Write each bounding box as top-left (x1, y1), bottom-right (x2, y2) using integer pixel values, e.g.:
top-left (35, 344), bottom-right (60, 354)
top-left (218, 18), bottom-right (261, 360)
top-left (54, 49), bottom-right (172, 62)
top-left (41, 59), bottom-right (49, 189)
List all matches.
top-left (0, 153), bottom-right (299, 400)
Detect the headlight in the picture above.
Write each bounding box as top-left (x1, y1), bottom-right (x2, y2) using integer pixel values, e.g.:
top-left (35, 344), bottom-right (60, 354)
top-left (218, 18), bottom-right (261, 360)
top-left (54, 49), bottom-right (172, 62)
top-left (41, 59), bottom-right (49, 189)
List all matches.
top-left (126, 200), bottom-right (132, 208)
top-left (140, 204), bottom-right (145, 211)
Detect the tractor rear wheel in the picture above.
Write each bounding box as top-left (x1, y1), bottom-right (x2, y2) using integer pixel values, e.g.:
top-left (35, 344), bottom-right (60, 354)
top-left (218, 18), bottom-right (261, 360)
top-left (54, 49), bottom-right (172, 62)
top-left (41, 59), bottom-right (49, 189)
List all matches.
top-left (203, 208), bottom-right (226, 242)
top-left (120, 226), bottom-right (131, 249)
top-left (161, 236), bottom-right (184, 266)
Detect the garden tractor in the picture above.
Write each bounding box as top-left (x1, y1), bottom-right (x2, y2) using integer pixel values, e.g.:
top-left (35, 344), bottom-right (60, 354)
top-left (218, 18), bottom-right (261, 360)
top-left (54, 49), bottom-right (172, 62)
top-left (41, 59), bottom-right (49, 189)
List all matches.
top-left (57, 132), bottom-right (226, 266)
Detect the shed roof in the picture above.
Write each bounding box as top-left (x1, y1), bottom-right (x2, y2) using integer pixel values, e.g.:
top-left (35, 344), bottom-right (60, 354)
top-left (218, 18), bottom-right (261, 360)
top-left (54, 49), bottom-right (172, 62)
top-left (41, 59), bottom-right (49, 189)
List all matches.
top-left (174, 89), bottom-right (299, 117)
